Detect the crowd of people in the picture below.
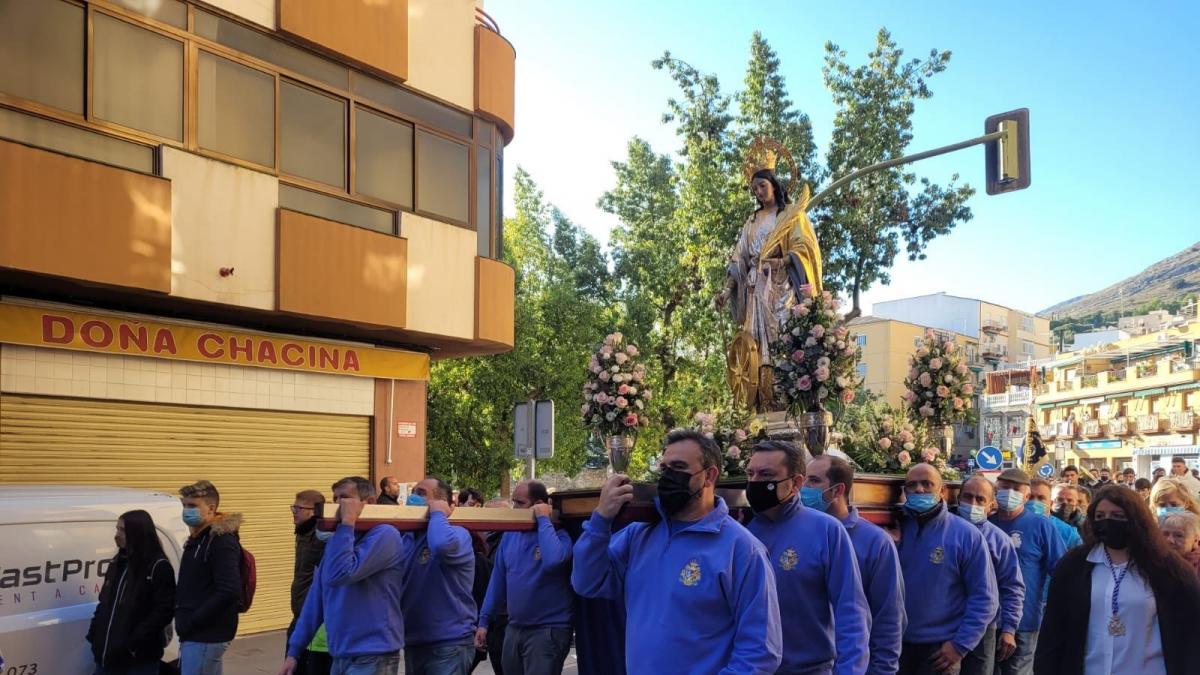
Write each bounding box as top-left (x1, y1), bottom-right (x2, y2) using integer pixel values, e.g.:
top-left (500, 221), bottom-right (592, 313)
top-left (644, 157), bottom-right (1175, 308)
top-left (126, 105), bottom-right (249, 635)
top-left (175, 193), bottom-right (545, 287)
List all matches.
top-left (82, 445), bottom-right (1200, 675)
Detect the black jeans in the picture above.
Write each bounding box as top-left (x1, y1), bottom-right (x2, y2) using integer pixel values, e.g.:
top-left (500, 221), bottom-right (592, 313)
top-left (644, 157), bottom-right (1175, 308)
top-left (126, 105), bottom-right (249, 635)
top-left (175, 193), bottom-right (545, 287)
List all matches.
top-left (500, 625), bottom-right (572, 675)
top-left (899, 641), bottom-right (961, 675)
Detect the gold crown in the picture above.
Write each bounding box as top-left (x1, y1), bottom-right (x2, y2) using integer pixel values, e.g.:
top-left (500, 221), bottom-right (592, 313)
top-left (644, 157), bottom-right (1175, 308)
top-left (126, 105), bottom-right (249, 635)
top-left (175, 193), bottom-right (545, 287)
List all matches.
top-left (742, 136), bottom-right (798, 188)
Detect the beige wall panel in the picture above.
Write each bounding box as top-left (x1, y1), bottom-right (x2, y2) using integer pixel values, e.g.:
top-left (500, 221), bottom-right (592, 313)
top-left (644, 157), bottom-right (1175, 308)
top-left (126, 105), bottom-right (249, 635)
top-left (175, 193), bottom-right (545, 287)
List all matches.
top-left (161, 147), bottom-right (278, 310)
top-left (404, 213), bottom-right (475, 339)
top-left (204, 0), bottom-right (275, 29)
top-left (0, 139), bottom-right (171, 292)
top-left (279, 0), bottom-right (408, 80)
top-left (407, 0), bottom-right (474, 109)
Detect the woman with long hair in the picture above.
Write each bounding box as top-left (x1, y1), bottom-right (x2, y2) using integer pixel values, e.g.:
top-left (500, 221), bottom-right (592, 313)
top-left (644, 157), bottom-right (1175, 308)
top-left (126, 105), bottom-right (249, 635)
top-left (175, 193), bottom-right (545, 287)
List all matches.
top-left (1034, 486), bottom-right (1200, 674)
top-left (87, 509), bottom-right (177, 675)
top-left (1148, 477), bottom-right (1200, 518)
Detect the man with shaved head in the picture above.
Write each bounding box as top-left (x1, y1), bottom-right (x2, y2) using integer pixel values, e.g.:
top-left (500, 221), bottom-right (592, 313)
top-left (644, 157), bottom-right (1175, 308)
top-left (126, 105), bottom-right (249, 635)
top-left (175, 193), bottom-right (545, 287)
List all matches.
top-left (955, 476), bottom-right (1025, 675)
top-left (896, 464), bottom-right (998, 675)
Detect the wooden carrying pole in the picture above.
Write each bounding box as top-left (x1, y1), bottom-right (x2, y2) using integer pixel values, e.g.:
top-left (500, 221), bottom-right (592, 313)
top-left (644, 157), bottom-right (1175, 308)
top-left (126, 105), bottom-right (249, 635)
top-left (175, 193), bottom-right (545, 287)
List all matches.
top-left (317, 503), bottom-right (554, 532)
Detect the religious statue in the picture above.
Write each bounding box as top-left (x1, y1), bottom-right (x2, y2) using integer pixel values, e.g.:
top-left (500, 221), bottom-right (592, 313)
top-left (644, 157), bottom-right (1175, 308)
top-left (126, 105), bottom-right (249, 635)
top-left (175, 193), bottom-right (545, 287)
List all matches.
top-left (718, 138), bottom-right (824, 412)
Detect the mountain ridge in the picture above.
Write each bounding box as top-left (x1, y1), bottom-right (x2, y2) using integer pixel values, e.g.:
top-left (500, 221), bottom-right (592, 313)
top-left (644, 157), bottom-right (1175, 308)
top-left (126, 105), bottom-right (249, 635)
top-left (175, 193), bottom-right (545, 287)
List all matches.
top-left (1041, 241), bottom-right (1200, 319)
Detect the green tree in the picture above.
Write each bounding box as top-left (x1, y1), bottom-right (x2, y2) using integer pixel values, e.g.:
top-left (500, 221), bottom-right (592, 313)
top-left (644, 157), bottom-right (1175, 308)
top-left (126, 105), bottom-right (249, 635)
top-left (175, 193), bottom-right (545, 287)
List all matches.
top-left (426, 169), bottom-right (611, 494)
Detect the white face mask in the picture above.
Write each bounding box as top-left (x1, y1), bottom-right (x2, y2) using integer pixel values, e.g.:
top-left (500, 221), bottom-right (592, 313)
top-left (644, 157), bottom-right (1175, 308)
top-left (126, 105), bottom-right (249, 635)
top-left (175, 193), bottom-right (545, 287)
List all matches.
top-left (996, 489), bottom-right (1025, 512)
top-left (957, 503), bottom-right (987, 524)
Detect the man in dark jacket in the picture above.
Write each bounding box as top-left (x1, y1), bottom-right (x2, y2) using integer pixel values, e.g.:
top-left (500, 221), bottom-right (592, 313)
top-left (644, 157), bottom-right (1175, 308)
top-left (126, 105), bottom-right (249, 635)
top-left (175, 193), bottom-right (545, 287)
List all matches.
top-left (177, 480), bottom-right (243, 675)
top-left (377, 476), bottom-right (401, 505)
top-left (290, 489), bottom-right (328, 675)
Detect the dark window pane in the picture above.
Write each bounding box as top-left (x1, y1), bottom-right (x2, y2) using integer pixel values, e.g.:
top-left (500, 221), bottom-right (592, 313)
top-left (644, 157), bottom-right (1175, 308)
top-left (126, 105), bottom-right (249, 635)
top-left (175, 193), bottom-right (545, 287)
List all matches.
top-left (0, 107), bottom-right (154, 174)
top-left (281, 81), bottom-right (346, 189)
top-left (197, 51), bottom-right (275, 167)
top-left (353, 73), bottom-right (472, 138)
top-left (495, 147), bottom-right (504, 259)
top-left (476, 146), bottom-right (492, 257)
top-left (106, 0), bottom-right (187, 28)
top-left (0, 0), bottom-right (84, 114)
top-left (416, 131), bottom-right (469, 223)
top-left (93, 13), bottom-right (184, 140)
top-left (194, 9), bottom-right (348, 89)
top-left (355, 107), bottom-right (413, 208)
top-left (280, 184), bottom-right (394, 235)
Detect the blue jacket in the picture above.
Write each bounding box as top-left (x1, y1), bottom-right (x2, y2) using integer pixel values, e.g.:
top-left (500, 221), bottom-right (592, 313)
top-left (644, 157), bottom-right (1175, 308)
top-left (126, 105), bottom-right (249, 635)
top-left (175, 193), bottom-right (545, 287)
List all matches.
top-left (989, 508), bottom-right (1066, 632)
top-left (1047, 513), bottom-right (1082, 551)
top-left (572, 497), bottom-right (782, 675)
top-left (401, 512), bottom-right (476, 647)
top-left (479, 513), bottom-right (574, 629)
top-left (841, 507), bottom-right (906, 675)
top-left (897, 502), bottom-right (998, 655)
top-left (970, 518), bottom-right (1025, 635)
top-left (287, 524), bottom-right (412, 659)
top-left (748, 496), bottom-right (870, 675)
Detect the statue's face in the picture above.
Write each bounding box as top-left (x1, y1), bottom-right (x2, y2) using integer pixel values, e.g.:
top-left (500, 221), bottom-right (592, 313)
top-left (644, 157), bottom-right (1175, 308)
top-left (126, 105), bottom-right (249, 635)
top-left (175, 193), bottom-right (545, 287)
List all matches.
top-left (751, 177), bottom-right (774, 206)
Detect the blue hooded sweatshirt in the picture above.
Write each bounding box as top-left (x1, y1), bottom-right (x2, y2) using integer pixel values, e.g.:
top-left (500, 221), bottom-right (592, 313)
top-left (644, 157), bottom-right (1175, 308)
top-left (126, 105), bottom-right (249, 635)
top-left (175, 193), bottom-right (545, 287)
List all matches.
top-left (1047, 513), bottom-right (1082, 551)
top-left (401, 511), bottom-right (476, 648)
top-left (967, 517), bottom-right (1025, 636)
top-left (748, 495), bottom-right (870, 675)
top-left (989, 507), bottom-right (1065, 632)
top-left (572, 497), bottom-right (782, 675)
top-left (479, 513), bottom-right (573, 629)
top-left (287, 523), bottom-right (412, 659)
top-left (841, 506), bottom-right (906, 675)
top-left (897, 502), bottom-right (998, 655)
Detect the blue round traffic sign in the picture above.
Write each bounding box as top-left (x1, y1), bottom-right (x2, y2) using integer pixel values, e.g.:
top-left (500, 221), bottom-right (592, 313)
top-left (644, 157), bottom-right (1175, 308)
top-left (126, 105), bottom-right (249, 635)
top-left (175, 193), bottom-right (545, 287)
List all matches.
top-left (976, 446), bottom-right (1003, 471)
top-left (1038, 463), bottom-right (1054, 478)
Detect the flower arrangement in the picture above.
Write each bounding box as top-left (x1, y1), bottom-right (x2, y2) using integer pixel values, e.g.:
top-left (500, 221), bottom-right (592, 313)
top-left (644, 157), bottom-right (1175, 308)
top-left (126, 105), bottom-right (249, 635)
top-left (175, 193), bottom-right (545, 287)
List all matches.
top-left (770, 287), bottom-right (861, 415)
top-left (840, 399), bottom-right (960, 479)
top-left (691, 411), bottom-right (767, 477)
top-left (582, 332), bottom-right (651, 438)
top-left (901, 330), bottom-right (976, 429)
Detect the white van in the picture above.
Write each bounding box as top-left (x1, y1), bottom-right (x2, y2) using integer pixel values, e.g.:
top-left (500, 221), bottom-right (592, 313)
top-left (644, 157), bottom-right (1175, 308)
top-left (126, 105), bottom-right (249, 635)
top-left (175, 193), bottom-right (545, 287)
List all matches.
top-left (0, 486), bottom-right (190, 675)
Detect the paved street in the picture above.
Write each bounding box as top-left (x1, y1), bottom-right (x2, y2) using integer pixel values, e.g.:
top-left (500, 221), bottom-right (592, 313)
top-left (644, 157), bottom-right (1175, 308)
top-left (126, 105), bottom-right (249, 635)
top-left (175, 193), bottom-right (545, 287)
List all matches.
top-left (227, 631), bottom-right (579, 674)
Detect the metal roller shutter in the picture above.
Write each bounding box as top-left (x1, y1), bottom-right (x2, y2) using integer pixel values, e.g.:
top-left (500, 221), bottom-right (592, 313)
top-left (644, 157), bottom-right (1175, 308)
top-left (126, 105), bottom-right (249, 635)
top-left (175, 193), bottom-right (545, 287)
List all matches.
top-left (0, 394), bottom-right (369, 635)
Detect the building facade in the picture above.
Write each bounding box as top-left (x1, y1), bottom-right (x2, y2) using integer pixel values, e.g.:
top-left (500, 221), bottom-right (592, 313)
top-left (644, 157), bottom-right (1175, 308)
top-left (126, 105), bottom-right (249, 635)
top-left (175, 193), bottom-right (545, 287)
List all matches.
top-left (0, 0), bottom-right (515, 634)
top-left (872, 292), bottom-right (1052, 368)
top-left (1034, 322), bottom-right (1200, 477)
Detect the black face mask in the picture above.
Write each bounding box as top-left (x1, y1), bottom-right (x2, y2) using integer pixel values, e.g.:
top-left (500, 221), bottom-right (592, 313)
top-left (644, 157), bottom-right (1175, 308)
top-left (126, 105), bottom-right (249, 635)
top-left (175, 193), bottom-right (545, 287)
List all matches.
top-left (657, 468), bottom-right (702, 516)
top-left (1092, 518), bottom-right (1133, 549)
top-left (746, 479), bottom-right (791, 513)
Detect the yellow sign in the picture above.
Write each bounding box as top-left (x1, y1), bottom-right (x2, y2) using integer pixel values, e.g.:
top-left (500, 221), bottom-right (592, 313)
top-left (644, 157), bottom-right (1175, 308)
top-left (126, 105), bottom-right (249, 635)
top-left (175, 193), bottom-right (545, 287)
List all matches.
top-left (0, 303), bottom-right (428, 380)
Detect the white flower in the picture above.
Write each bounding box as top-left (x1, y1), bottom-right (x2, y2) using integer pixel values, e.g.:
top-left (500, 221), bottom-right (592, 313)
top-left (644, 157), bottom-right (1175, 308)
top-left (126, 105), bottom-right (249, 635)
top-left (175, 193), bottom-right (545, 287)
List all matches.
top-left (611, 365), bottom-right (620, 373)
top-left (792, 327), bottom-right (802, 336)
top-left (805, 337), bottom-right (818, 347)
top-left (818, 386), bottom-right (829, 399)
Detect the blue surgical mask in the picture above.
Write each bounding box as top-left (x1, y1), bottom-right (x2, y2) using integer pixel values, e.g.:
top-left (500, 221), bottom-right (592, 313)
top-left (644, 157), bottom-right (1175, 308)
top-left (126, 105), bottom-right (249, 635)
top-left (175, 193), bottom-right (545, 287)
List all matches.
top-left (996, 489), bottom-right (1026, 512)
top-left (958, 503), bottom-right (987, 524)
top-left (1158, 506), bottom-right (1186, 519)
top-left (182, 507), bottom-right (204, 527)
top-left (1027, 500), bottom-right (1048, 517)
top-left (800, 486), bottom-right (831, 512)
top-left (315, 529), bottom-right (335, 542)
top-left (904, 492), bottom-right (939, 514)
top-left (406, 494), bottom-right (427, 507)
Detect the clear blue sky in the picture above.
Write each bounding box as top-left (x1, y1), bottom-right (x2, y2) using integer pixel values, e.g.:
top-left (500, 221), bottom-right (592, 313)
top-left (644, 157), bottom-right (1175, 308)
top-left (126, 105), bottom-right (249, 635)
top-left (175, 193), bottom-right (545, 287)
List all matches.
top-left (490, 0), bottom-right (1200, 315)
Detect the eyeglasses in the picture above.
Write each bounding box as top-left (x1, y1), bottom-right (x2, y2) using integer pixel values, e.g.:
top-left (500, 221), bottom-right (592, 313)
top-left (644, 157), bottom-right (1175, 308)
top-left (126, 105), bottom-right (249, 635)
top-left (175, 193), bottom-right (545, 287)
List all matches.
top-left (290, 505), bottom-right (315, 514)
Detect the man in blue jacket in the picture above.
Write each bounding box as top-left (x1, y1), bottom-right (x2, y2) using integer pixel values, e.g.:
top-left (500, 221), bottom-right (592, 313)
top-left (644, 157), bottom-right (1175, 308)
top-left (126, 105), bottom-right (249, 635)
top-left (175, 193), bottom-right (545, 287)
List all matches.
top-left (572, 429), bottom-right (782, 674)
top-left (810, 454), bottom-right (906, 674)
top-left (988, 468), bottom-right (1065, 675)
top-left (281, 476), bottom-right (413, 675)
top-left (955, 476), bottom-right (1024, 675)
top-left (746, 443), bottom-right (871, 675)
top-left (402, 476), bottom-right (476, 674)
top-left (476, 480), bottom-right (574, 675)
top-left (1027, 478), bottom-right (1082, 551)
top-left (897, 463), bottom-right (998, 675)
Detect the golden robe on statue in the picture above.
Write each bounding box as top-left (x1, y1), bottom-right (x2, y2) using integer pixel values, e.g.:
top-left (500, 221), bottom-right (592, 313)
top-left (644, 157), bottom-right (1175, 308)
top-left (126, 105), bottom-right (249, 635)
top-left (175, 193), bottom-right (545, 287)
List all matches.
top-left (724, 184), bottom-right (823, 412)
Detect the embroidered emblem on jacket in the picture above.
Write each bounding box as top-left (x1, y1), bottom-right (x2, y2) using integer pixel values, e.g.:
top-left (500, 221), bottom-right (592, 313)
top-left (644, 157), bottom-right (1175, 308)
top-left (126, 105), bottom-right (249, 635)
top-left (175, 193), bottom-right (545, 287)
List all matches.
top-left (534, 546), bottom-right (542, 561)
top-left (1010, 532), bottom-right (1023, 549)
top-left (779, 547), bottom-right (799, 571)
top-left (930, 545), bottom-right (945, 564)
top-left (680, 559), bottom-right (702, 586)
top-left (418, 547), bottom-right (431, 565)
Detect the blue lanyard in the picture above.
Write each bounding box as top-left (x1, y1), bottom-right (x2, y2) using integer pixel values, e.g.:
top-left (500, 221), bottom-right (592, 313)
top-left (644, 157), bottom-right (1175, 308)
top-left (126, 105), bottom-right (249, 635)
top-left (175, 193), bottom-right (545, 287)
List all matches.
top-left (1103, 548), bottom-right (1130, 618)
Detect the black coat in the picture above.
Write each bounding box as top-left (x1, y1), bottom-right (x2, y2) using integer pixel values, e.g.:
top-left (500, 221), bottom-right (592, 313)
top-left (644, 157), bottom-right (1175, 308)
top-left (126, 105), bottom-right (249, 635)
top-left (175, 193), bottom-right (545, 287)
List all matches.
top-left (1034, 546), bottom-right (1200, 675)
top-left (291, 519), bottom-right (326, 619)
top-left (176, 514), bottom-right (243, 643)
top-left (87, 552), bottom-right (176, 668)
top-left (377, 492), bottom-right (400, 506)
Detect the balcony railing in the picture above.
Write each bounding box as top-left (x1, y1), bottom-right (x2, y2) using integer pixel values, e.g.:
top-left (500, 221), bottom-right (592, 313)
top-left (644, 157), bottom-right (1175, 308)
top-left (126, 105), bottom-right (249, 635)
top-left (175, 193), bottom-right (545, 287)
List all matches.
top-left (1040, 423), bottom-right (1057, 440)
top-left (1137, 414), bottom-right (1163, 434)
top-left (1081, 374), bottom-right (1099, 388)
top-left (982, 319), bottom-right (1008, 333)
top-left (983, 389), bottom-right (1034, 411)
top-left (1110, 369), bottom-right (1127, 382)
top-left (1081, 419), bottom-right (1103, 438)
top-left (1137, 363), bottom-right (1160, 378)
top-left (982, 344), bottom-right (1008, 359)
top-left (1172, 411), bottom-right (1197, 431)
top-left (1110, 417), bottom-right (1131, 436)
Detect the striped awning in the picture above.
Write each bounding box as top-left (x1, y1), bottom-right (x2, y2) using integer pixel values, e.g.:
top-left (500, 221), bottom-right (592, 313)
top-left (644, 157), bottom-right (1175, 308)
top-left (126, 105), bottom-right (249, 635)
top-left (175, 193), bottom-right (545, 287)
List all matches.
top-left (1133, 445), bottom-right (1200, 457)
top-left (1168, 382), bottom-right (1200, 393)
top-left (1133, 387), bottom-right (1167, 398)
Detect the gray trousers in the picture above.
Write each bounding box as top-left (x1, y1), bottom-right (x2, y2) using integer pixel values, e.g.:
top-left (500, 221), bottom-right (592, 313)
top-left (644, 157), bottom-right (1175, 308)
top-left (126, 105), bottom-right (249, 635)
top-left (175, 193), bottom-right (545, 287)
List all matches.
top-left (500, 625), bottom-right (571, 675)
top-left (960, 626), bottom-right (997, 675)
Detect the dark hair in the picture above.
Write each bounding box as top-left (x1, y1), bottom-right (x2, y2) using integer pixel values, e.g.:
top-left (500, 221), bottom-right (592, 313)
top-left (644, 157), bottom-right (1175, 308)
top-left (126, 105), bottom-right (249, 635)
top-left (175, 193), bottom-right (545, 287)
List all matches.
top-left (1062, 465), bottom-right (1078, 475)
top-left (1135, 478), bottom-right (1152, 490)
top-left (1172, 456), bottom-right (1187, 464)
top-left (457, 488), bottom-right (482, 505)
top-left (1085, 485), bottom-right (1194, 598)
top-left (332, 476), bottom-right (374, 500)
top-left (819, 455), bottom-right (855, 495)
top-left (526, 481), bottom-right (550, 504)
top-left (179, 480), bottom-right (219, 508)
top-left (119, 509), bottom-right (166, 575)
top-left (379, 476), bottom-right (394, 492)
top-left (1099, 466), bottom-right (1111, 474)
top-left (424, 476), bottom-right (453, 502)
top-left (750, 168), bottom-right (789, 211)
top-left (1122, 468), bottom-right (1135, 476)
top-left (664, 429), bottom-right (723, 471)
top-left (751, 440), bottom-right (806, 477)
top-left (295, 489), bottom-right (325, 506)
